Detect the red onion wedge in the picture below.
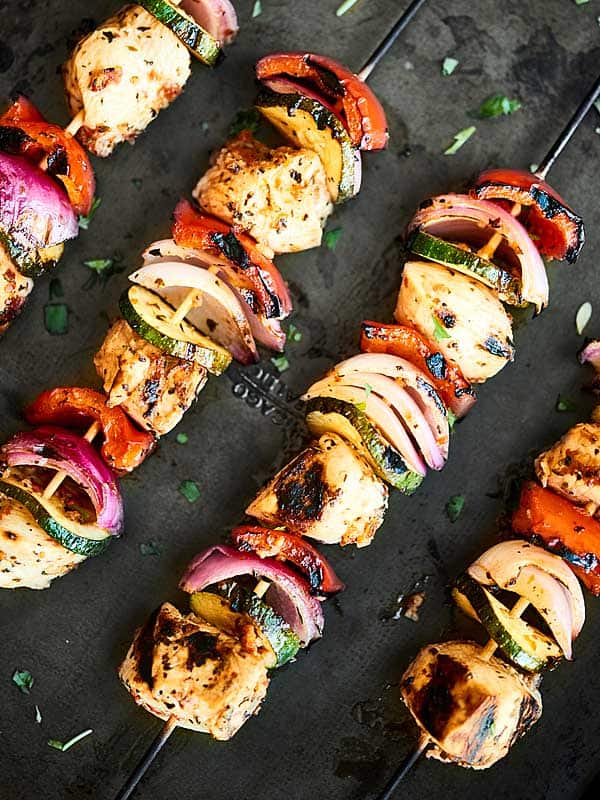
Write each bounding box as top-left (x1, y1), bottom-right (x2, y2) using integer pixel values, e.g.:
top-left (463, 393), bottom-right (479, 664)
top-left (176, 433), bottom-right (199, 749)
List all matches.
top-left (335, 353), bottom-right (449, 459)
top-left (303, 378), bottom-right (427, 476)
top-left (468, 540), bottom-right (585, 659)
top-left (579, 339), bottom-right (600, 371)
top-left (179, 0), bottom-right (238, 45)
top-left (1, 426), bottom-right (123, 536)
top-left (0, 152), bottom-right (78, 249)
top-left (409, 193), bottom-right (549, 313)
top-left (179, 544), bottom-right (324, 645)
top-left (129, 258), bottom-right (258, 365)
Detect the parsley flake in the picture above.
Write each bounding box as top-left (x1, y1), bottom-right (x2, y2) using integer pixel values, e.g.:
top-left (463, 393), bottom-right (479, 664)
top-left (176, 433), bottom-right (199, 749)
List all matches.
top-left (432, 315), bottom-right (451, 340)
top-left (324, 227), bottom-right (343, 250)
top-left (44, 303), bottom-right (68, 335)
top-left (478, 94), bottom-right (522, 118)
top-left (271, 354), bottom-right (289, 373)
top-left (78, 197), bottom-right (101, 230)
top-left (447, 408), bottom-right (457, 431)
top-left (140, 539), bottom-right (161, 556)
top-left (12, 669), bottom-right (33, 694)
top-left (229, 108), bottom-right (261, 137)
top-left (556, 395), bottom-right (577, 413)
top-left (443, 126), bottom-right (476, 155)
top-left (84, 258), bottom-right (113, 273)
top-left (446, 495), bottom-right (465, 523)
top-left (575, 301), bottom-right (592, 335)
top-left (176, 432), bottom-right (189, 445)
top-left (48, 729), bottom-right (93, 752)
top-left (355, 383), bottom-right (372, 412)
top-left (442, 57), bottom-right (459, 76)
top-left (336, 0), bottom-right (361, 15)
top-left (287, 323), bottom-right (302, 343)
top-left (252, 0), bottom-right (262, 16)
top-left (35, 705), bottom-right (42, 724)
top-left (179, 480), bottom-right (201, 504)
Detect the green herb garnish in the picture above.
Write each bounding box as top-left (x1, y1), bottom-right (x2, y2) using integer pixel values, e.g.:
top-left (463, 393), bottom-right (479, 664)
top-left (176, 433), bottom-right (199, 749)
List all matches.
top-left (44, 303), bottom-right (68, 335)
top-left (271, 355), bottom-right (290, 373)
top-left (48, 729), bottom-right (93, 752)
top-left (574, 0), bottom-right (589, 5)
top-left (478, 94), bottom-right (522, 118)
top-left (131, 178), bottom-right (143, 190)
top-left (12, 669), bottom-right (33, 694)
top-left (179, 480), bottom-right (201, 504)
top-left (49, 278), bottom-right (64, 300)
top-left (287, 323), bottom-right (302, 343)
top-left (442, 57), bottom-right (459, 76)
top-left (355, 383), bottom-right (372, 412)
top-left (432, 315), bottom-right (451, 341)
top-left (446, 494), bottom-right (465, 523)
top-left (556, 396), bottom-right (577, 413)
top-left (176, 432), bottom-right (189, 445)
top-left (323, 227), bottom-right (343, 250)
top-left (575, 301), bottom-right (592, 335)
top-left (336, 0), bottom-right (361, 15)
top-left (84, 258), bottom-right (113, 273)
top-left (252, 0), bottom-right (262, 16)
top-left (78, 197), bottom-right (101, 230)
top-left (443, 126), bottom-right (476, 155)
top-left (35, 705), bottom-right (42, 724)
top-left (140, 539), bottom-right (161, 556)
top-left (83, 256), bottom-right (125, 288)
top-left (447, 408), bottom-right (457, 431)
top-left (229, 108), bottom-right (261, 137)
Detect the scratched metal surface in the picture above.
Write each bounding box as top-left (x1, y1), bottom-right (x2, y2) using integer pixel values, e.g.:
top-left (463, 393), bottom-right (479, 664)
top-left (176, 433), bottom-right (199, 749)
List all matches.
top-left (1, 1), bottom-right (600, 798)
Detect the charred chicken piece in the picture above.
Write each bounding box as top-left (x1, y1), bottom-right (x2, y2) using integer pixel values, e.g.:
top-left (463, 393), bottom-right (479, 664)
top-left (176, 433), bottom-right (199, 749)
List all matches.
top-left (63, 5), bottom-right (191, 157)
top-left (536, 422), bottom-right (600, 515)
top-left (193, 132), bottom-right (333, 257)
top-left (119, 602), bottom-right (273, 740)
top-left (401, 641), bottom-right (542, 770)
top-left (0, 494), bottom-right (85, 590)
top-left (0, 241), bottom-right (33, 336)
top-left (246, 432), bottom-right (388, 547)
top-left (94, 319), bottom-right (207, 436)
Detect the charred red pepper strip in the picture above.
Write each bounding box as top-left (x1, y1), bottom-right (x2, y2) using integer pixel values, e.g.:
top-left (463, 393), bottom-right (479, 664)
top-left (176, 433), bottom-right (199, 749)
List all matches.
top-left (473, 168), bottom-right (584, 264)
top-left (0, 97), bottom-right (95, 216)
top-left (256, 52), bottom-right (388, 150)
top-left (231, 525), bottom-right (345, 596)
top-left (512, 482), bottom-right (600, 596)
top-left (172, 199), bottom-right (292, 319)
top-left (24, 387), bottom-right (155, 473)
top-left (359, 321), bottom-right (476, 419)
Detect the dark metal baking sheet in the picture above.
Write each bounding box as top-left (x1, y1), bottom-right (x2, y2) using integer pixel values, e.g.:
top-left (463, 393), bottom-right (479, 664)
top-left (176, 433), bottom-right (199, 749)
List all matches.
top-left (1, 1), bottom-right (600, 798)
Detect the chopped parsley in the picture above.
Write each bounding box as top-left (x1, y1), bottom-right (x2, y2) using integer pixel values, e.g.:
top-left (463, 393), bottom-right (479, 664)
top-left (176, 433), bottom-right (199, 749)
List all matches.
top-left (49, 277), bottom-right (64, 300)
top-left (432, 315), bottom-right (451, 341)
top-left (84, 258), bottom-right (113, 273)
top-left (446, 494), bottom-right (465, 523)
top-left (443, 126), bottom-right (476, 155)
top-left (179, 479), bottom-right (201, 504)
top-left (574, 0), bottom-right (589, 5)
top-left (287, 323), bottom-right (302, 343)
top-left (83, 255), bottom-right (125, 288)
top-left (35, 705), bottom-right (42, 724)
top-left (12, 669), bottom-right (33, 694)
top-left (176, 432), bottom-right (189, 445)
top-left (355, 383), bottom-right (372, 412)
top-left (442, 57), bottom-right (459, 76)
top-left (140, 539), bottom-right (161, 556)
top-left (556, 395), bottom-right (577, 413)
top-left (229, 108), bottom-right (261, 137)
top-left (336, 0), bottom-right (361, 15)
top-left (447, 408), bottom-right (457, 431)
top-left (78, 196), bottom-right (101, 230)
top-left (48, 729), bottom-right (93, 752)
top-left (271, 354), bottom-right (290, 373)
top-left (575, 301), bottom-right (592, 335)
top-left (44, 303), bottom-right (68, 335)
top-left (323, 227), bottom-right (343, 250)
top-left (252, 0), bottom-right (262, 16)
top-left (478, 94), bottom-right (522, 118)
top-left (131, 178), bottom-right (143, 190)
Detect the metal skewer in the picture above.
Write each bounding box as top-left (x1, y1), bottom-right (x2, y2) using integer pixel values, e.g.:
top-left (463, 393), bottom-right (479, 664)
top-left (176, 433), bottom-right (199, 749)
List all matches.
top-left (358, 0), bottom-right (428, 81)
top-left (114, 715), bottom-right (179, 800)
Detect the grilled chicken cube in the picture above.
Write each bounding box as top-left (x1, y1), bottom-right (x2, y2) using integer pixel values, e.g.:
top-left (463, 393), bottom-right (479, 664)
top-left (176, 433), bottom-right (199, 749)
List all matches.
top-left (63, 5), bottom-right (191, 157)
top-left (536, 422), bottom-right (600, 515)
top-left (0, 241), bottom-right (33, 336)
top-left (0, 495), bottom-right (85, 590)
top-left (246, 432), bottom-right (388, 547)
top-left (401, 641), bottom-right (542, 770)
top-left (94, 319), bottom-right (207, 436)
top-left (193, 132), bottom-right (333, 257)
top-left (119, 602), bottom-right (272, 740)
top-left (395, 261), bottom-right (514, 384)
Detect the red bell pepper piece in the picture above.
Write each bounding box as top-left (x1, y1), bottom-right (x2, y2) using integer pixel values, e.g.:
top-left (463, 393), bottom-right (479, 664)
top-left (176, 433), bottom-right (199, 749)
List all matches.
top-left (256, 52), bottom-right (388, 151)
top-left (230, 525), bottom-right (345, 596)
top-left (172, 198), bottom-right (292, 319)
top-left (0, 96), bottom-right (95, 216)
top-left (512, 481), bottom-right (600, 595)
top-left (24, 387), bottom-right (155, 473)
top-left (359, 320), bottom-right (476, 418)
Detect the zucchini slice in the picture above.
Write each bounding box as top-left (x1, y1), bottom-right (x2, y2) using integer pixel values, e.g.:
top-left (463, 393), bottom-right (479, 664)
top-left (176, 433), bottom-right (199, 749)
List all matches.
top-left (255, 87), bottom-right (358, 204)
top-left (197, 582), bottom-right (301, 667)
top-left (120, 285), bottom-right (231, 375)
top-left (452, 573), bottom-right (562, 672)
top-left (408, 230), bottom-right (523, 306)
top-left (305, 396), bottom-right (423, 495)
top-left (139, 0), bottom-right (222, 66)
top-left (0, 477), bottom-right (111, 557)
top-left (0, 232), bottom-right (63, 279)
